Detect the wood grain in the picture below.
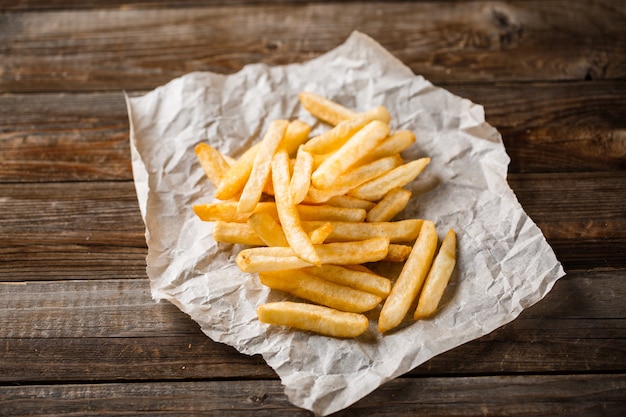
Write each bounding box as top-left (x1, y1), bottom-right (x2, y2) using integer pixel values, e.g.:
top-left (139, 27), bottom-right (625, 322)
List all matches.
top-left (1, 375), bottom-right (624, 416)
top-left (2, 1), bottom-right (625, 93)
top-left (0, 270), bottom-right (623, 383)
top-left (1, 81), bottom-right (625, 183)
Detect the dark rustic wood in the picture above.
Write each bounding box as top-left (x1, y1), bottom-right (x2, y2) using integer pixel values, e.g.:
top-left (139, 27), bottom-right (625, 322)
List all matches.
top-left (2, 1), bottom-right (626, 94)
top-left (1, 270), bottom-right (623, 383)
top-left (2, 81), bottom-right (625, 183)
top-left (2, 1), bottom-right (625, 415)
top-left (2, 375), bottom-right (625, 416)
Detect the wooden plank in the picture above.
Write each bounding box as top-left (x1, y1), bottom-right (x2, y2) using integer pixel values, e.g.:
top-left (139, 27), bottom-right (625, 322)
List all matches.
top-left (1, 81), bottom-right (625, 183)
top-left (1, 1), bottom-right (625, 93)
top-left (0, 92), bottom-right (132, 182)
top-left (1, 270), bottom-right (624, 382)
top-left (1, 375), bottom-right (624, 416)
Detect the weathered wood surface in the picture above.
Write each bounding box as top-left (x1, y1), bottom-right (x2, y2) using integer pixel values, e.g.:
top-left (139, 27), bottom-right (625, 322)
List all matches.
top-left (1, 1), bottom-right (625, 416)
top-left (2, 1), bottom-right (626, 94)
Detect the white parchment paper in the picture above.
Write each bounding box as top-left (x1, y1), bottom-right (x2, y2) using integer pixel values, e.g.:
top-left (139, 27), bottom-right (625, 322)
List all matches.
top-left (126, 32), bottom-right (565, 415)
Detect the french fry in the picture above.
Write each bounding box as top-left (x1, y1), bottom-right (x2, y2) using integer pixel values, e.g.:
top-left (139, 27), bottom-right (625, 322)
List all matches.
top-left (384, 244), bottom-right (412, 262)
top-left (247, 212), bottom-right (289, 247)
top-left (305, 154), bottom-right (404, 204)
top-left (366, 187), bottom-right (412, 222)
top-left (361, 130), bottom-right (416, 163)
top-left (303, 264), bottom-right (391, 298)
top-left (308, 222), bottom-right (334, 245)
top-left (324, 195), bottom-right (376, 211)
top-left (259, 269), bottom-right (382, 313)
top-left (279, 119), bottom-right (312, 156)
top-left (301, 219), bottom-right (422, 243)
top-left (272, 150), bottom-right (320, 265)
top-left (238, 119), bottom-right (289, 213)
top-left (414, 229), bottom-right (457, 319)
top-left (298, 92), bottom-right (357, 126)
top-left (289, 147), bottom-right (314, 205)
top-left (378, 220), bottom-right (438, 333)
top-left (311, 120), bottom-right (391, 190)
top-left (302, 106), bottom-right (391, 154)
top-left (214, 142), bottom-right (259, 200)
top-left (247, 213), bottom-right (333, 246)
top-left (213, 221), bottom-right (265, 246)
top-left (257, 301), bottom-right (369, 338)
top-left (194, 143), bottom-right (231, 187)
top-left (349, 157), bottom-right (430, 201)
top-left (235, 237), bottom-right (390, 273)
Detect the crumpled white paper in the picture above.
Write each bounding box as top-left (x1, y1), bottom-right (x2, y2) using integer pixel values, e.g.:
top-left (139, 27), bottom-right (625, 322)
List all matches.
top-left (126, 31), bottom-right (565, 415)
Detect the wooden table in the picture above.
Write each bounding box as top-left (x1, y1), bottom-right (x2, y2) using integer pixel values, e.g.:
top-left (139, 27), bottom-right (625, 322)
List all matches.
top-left (2, 1), bottom-right (625, 415)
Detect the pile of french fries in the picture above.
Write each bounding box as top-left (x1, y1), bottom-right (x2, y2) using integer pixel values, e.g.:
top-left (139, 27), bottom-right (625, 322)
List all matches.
top-left (193, 92), bottom-right (456, 337)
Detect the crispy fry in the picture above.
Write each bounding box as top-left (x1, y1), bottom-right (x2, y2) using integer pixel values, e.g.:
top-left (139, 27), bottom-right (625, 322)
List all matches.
top-left (279, 119), bottom-right (312, 156)
top-left (214, 142), bottom-right (259, 200)
top-left (301, 219), bottom-right (422, 243)
top-left (384, 244), bottom-right (412, 262)
top-left (194, 143), bottom-right (231, 187)
top-left (238, 120), bottom-right (289, 213)
top-left (378, 220), bottom-right (438, 333)
top-left (349, 157), bottom-right (430, 201)
top-left (366, 187), bottom-right (412, 222)
top-left (303, 264), bottom-right (391, 298)
top-left (257, 301), bottom-right (369, 338)
top-left (235, 237), bottom-right (390, 273)
top-left (213, 221), bottom-right (265, 246)
top-left (414, 229), bottom-right (457, 319)
top-left (247, 211), bottom-right (289, 247)
top-left (272, 150), bottom-right (320, 265)
top-left (289, 147), bottom-right (314, 205)
top-left (308, 222), bottom-right (334, 244)
top-left (298, 92), bottom-right (357, 126)
top-left (311, 120), bottom-right (391, 189)
top-left (362, 130), bottom-right (416, 163)
top-left (259, 269), bottom-right (382, 313)
top-left (304, 155), bottom-right (403, 203)
top-left (324, 195), bottom-right (376, 211)
top-left (302, 106), bottom-right (391, 154)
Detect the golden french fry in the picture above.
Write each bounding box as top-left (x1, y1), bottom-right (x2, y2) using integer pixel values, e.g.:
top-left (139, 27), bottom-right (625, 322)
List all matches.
top-left (279, 119), bottom-right (312, 156)
top-left (238, 120), bottom-right (289, 213)
top-left (272, 150), bottom-right (320, 265)
top-left (302, 106), bottom-right (391, 154)
top-left (298, 92), bottom-right (357, 126)
top-left (214, 142), bottom-right (260, 200)
top-left (213, 221), bottom-right (265, 246)
top-left (311, 120), bottom-right (391, 189)
top-left (323, 195), bottom-right (376, 211)
top-left (193, 201), bottom-right (269, 223)
top-left (361, 130), bottom-right (416, 163)
top-left (303, 264), bottom-right (391, 298)
top-left (302, 219), bottom-right (422, 243)
top-left (308, 222), bottom-right (334, 244)
top-left (349, 157), bottom-right (430, 201)
top-left (289, 147), bottom-right (314, 205)
top-left (194, 143), bottom-right (231, 187)
top-left (305, 154), bottom-right (404, 204)
top-left (414, 229), bottom-right (457, 319)
top-left (259, 270), bottom-right (382, 313)
top-left (378, 220), bottom-right (438, 333)
top-left (257, 301), bottom-right (369, 338)
top-left (247, 212), bottom-right (289, 247)
top-left (366, 187), bottom-right (412, 222)
top-left (295, 204), bottom-right (366, 222)
top-left (384, 244), bottom-right (412, 262)
top-left (235, 237), bottom-right (390, 273)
